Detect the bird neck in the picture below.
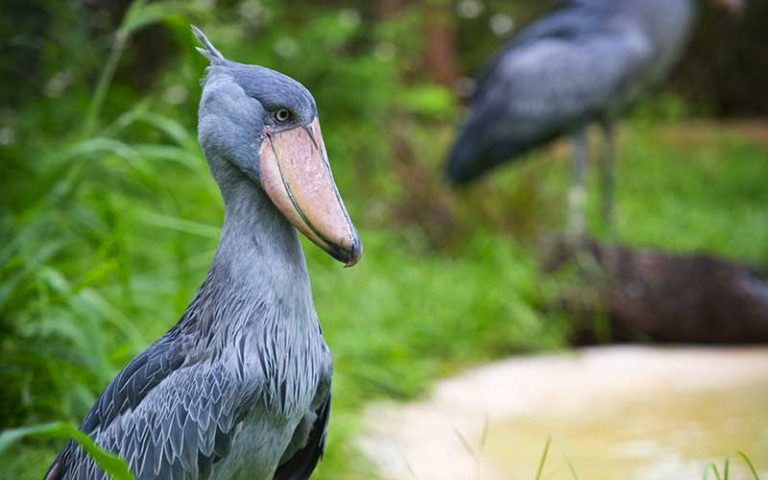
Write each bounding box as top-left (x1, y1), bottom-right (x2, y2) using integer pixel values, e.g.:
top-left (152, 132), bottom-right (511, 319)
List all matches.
top-left (218, 170), bottom-right (310, 292)
top-left (623, 0), bottom-right (696, 38)
top-left (180, 165), bottom-right (315, 334)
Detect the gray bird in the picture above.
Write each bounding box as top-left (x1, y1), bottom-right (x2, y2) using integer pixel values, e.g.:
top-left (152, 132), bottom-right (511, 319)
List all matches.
top-left (45, 27), bottom-right (362, 480)
top-left (446, 0), bottom-right (744, 238)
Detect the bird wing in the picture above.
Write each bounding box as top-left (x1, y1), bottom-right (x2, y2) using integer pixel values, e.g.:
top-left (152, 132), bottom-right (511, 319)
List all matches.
top-left (273, 390), bottom-right (331, 480)
top-left (46, 333), bottom-right (259, 480)
top-left (473, 3), bottom-right (609, 98)
top-left (273, 349), bottom-right (332, 480)
top-left (447, 7), bottom-right (654, 182)
top-left (473, 7), bottom-right (654, 141)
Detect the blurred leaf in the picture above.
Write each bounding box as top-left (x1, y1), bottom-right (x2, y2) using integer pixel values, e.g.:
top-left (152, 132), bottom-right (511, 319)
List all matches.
top-left (140, 212), bottom-right (220, 239)
top-left (122, 1), bottom-right (201, 36)
top-left (0, 422), bottom-right (135, 480)
top-left (137, 113), bottom-right (196, 148)
top-left (402, 84), bottom-right (455, 119)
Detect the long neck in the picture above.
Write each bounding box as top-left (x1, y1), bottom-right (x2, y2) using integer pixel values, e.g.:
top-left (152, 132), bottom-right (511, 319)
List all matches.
top-left (624, 0), bottom-right (696, 43)
top-left (217, 171), bottom-right (310, 296)
top-left (178, 165), bottom-right (315, 339)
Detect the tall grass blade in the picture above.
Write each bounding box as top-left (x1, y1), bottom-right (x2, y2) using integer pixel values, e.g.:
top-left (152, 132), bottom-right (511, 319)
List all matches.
top-left (83, 0), bottom-right (201, 136)
top-left (454, 428), bottom-right (476, 459)
top-left (0, 422), bottom-right (135, 480)
top-left (137, 113), bottom-right (196, 148)
top-left (735, 451), bottom-right (762, 480)
top-left (705, 463), bottom-right (723, 480)
top-left (121, 1), bottom-right (200, 33)
top-left (140, 212), bottom-right (221, 239)
top-left (479, 416), bottom-right (489, 454)
top-left (535, 436), bottom-right (552, 480)
top-left (401, 450), bottom-right (421, 480)
top-left (82, 0), bottom-right (144, 137)
top-left (561, 450), bottom-right (582, 480)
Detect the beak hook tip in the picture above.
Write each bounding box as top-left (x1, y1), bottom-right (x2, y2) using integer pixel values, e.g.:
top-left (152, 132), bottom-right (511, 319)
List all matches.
top-left (342, 235), bottom-right (363, 268)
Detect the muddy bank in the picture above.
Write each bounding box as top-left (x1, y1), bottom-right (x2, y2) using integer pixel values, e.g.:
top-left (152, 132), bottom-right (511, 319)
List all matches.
top-left (359, 346), bottom-right (768, 480)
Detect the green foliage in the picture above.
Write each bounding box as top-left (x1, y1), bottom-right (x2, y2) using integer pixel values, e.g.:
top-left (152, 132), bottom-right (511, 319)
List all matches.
top-left (0, 422), bottom-right (135, 480)
top-left (311, 231), bottom-right (564, 404)
top-left (402, 84), bottom-right (455, 120)
top-left (1, 0), bottom-right (218, 429)
top-left (631, 92), bottom-right (698, 124)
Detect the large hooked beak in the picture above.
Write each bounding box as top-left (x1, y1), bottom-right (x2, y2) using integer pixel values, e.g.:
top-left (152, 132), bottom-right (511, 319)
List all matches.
top-left (259, 117), bottom-right (362, 266)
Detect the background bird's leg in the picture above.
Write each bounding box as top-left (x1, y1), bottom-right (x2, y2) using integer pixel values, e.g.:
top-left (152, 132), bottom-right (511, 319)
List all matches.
top-left (567, 127), bottom-right (589, 240)
top-left (598, 120), bottom-right (617, 239)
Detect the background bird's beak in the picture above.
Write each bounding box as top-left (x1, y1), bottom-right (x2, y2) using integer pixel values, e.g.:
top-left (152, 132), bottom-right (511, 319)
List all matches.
top-left (260, 117), bottom-right (362, 266)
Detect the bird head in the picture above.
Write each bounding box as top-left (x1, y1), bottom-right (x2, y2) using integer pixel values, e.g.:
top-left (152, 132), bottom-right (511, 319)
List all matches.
top-left (193, 27), bottom-right (361, 267)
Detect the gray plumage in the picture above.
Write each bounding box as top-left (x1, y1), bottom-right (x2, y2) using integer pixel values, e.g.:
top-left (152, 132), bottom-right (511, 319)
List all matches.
top-left (46, 28), bottom-right (339, 480)
top-left (447, 0), bottom-right (696, 183)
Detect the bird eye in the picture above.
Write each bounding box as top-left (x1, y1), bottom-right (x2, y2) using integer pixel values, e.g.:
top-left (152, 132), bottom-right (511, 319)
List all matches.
top-left (273, 108), bottom-right (292, 124)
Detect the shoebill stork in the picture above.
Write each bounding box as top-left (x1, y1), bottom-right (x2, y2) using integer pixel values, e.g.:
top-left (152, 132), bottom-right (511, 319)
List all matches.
top-left (46, 27), bottom-right (361, 480)
top-left (446, 0), bottom-right (745, 238)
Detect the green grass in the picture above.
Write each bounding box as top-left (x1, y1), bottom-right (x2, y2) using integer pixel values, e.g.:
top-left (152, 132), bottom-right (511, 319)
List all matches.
top-left (470, 122), bottom-right (768, 261)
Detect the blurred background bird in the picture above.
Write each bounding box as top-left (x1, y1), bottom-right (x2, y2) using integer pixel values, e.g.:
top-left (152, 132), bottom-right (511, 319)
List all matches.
top-left (446, 0), bottom-right (746, 238)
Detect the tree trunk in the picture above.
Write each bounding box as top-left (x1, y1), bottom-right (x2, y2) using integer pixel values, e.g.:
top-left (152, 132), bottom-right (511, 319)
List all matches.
top-left (422, 0), bottom-right (459, 87)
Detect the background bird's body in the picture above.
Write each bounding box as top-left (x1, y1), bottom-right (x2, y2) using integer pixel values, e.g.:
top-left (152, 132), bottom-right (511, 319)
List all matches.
top-left (448, 0), bottom-right (697, 184)
top-left (447, 0), bottom-right (705, 237)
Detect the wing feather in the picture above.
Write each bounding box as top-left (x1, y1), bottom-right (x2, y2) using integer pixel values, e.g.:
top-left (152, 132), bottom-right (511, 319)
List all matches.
top-left (45, 333), bottom-right (259, 480)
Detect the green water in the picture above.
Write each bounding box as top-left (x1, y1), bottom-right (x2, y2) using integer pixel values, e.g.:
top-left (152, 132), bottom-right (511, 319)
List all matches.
top-left (485, 383), bottom-right (768, 480)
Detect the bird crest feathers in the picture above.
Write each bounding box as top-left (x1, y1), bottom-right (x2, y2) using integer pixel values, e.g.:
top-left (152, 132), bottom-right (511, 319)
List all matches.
top-left (192, 25), bottom-right (227, 65)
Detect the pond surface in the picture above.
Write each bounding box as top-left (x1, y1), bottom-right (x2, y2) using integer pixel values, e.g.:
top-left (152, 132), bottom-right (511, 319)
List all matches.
top-left (360, 346), bottom-right (768, 480)
top-left (486, 382), bottom-right (768, 479)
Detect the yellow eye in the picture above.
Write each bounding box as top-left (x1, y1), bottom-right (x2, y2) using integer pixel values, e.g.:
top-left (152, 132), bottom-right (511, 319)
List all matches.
top-left (273, 108), bottom-right (291, 123)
